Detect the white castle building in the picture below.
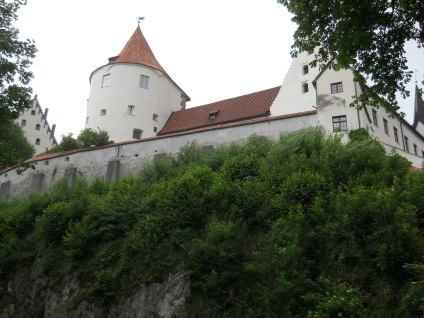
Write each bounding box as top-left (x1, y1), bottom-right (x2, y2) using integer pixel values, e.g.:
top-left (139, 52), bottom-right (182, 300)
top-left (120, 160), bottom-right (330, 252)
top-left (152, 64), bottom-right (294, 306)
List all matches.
top-left (16, 96), bottom-right (57, 155)
top-left (1, 25), bottom-right (424, 198)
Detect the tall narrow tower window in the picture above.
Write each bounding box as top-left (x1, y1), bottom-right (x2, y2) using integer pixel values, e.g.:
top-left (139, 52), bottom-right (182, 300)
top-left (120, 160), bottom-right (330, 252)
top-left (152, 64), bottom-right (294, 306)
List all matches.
top-left (35, 124), bottom-right (40, 131)
top-left (302, 82), bottom-right (309, 93)
top-left (128, 105), bottom-right (135, 115)
top-left (102, 74), bottom-right (111, 88)
top-left (140, 75), bottom-right (149, 89)
top-left (303, 65), bottom-right (309, 75)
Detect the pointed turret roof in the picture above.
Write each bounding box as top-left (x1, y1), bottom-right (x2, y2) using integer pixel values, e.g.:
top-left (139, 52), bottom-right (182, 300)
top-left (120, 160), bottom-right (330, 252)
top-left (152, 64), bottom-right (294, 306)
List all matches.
top-left (413, 84), bottom-right (424, 128)
top-left (112, 26), bottom-right (167, 74)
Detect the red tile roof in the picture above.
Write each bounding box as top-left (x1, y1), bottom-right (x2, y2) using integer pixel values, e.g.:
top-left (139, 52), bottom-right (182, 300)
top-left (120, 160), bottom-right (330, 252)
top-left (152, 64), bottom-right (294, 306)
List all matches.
top-left (113, 26), bottom-right (167, 74)
top-left (159, 86), bottom-right (281, 135)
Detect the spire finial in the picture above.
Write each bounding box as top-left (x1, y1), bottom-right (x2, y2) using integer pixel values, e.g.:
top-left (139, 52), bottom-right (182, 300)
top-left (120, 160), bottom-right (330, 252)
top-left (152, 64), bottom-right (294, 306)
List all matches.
top-left (138, 17), bottom-right (145, 25)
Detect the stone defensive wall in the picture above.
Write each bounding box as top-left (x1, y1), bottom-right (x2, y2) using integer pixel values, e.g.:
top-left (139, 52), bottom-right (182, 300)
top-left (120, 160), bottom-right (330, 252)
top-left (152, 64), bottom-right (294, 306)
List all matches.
top-left (0, 111), bottom-right (319, 199)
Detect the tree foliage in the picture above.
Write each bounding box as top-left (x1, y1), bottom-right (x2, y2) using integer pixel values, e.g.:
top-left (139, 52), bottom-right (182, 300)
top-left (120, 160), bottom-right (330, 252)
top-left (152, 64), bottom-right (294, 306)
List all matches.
top-left (48, 128), bottom-right (114, 153)
top-left (0, 118), bottom-right (35, 169)
top-left (278, 0), bottom-right (424, 114)
top-left (1, 129), bottom-right (424, 317)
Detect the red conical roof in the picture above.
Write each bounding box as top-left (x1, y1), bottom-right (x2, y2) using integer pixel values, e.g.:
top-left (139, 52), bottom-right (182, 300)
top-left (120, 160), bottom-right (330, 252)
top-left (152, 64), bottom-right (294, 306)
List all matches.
top-left (113, 26), bottom-right (167, 74)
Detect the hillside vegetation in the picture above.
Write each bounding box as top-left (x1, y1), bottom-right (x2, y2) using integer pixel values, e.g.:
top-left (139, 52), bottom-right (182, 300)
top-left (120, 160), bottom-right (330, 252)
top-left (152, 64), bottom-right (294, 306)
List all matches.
top-left (1, 128), bottom-right (424, 317)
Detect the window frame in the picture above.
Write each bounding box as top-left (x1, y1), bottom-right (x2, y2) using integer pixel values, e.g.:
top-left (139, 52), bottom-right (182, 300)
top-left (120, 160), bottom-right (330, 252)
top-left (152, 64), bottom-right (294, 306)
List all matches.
top-left (302, 64), bottom-right (309, 75)
top-left (332, 115), bottom-right (348, 132)
top-left (404, 136), bottom-right (409, 152)
top-left (393, 127), bottom-right (399, 143)
top-left (132, 129), bottom-right (143, 139)
top-left (102, 74), bottom-right (111, 88)
top-left (140, 74), bottom-right (150, 89)
top-left (372, 109), bottom-right (378, 127)
top-left (35, 124), bottom-right (40, 131)
top-left (302, 82), bottom-right (309, 93)
top-left (330, 82), bottom-right (343, 94)
top-left (383, 118), bottom-right (389, 135)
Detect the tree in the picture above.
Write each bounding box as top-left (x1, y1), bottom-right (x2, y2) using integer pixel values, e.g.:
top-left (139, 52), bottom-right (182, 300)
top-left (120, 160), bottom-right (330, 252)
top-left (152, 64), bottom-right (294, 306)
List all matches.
top-left (0, 118), bottom-right (35, 169)
top-left (48, 128), bottom-right (114, 153)
top-left (278, 0), bottom-right (424, 115)
top-left (0, 0), bottom-right (37, 168)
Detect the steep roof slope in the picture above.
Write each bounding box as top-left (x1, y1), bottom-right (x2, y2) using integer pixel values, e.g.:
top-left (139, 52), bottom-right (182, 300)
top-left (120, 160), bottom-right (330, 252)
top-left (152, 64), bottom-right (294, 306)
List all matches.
top-left (111, 26), bottom-right (167, 74)
top-left (159, 87), bottom-right (280, 135)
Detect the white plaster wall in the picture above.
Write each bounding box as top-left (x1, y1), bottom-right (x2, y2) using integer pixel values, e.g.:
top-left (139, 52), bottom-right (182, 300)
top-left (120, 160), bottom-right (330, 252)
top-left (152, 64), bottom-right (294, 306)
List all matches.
top-left (86, 63), bottom-right (184, 143)
top-left (18, 99), bottom-right (56, 155)
top-left (270, 50), bottom-right (321, 116)
top-left (0, 113), bottom-right (319, 198)
top-left (315, 66), bottom-right (424, 164)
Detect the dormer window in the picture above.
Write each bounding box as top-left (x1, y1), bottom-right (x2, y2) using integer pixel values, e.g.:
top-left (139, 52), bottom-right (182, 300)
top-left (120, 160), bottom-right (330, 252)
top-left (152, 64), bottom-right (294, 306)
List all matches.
top-left (209, 110), bottom-right (219, 120)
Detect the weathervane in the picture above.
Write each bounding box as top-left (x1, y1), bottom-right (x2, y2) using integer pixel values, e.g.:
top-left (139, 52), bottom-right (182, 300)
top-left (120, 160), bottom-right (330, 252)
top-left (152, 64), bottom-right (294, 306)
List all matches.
top-left (137, 17), bottom-right (145, 25)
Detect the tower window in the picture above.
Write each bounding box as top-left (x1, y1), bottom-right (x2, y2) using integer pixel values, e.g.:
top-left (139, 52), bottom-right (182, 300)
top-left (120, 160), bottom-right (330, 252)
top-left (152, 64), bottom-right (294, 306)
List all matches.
top-left (102, 74), bottom-right (111, 88)
top-left (127, 105), bottom-right (135, 115)
top-left (35, 138), bottom-right (40, 145)
top-left (133, 129), bottom-right (143, 139)
top-left (154, 126), bottom-right (157, 133)
top-left (140, 75), bottom-right (149, 89)
top-left (35, 124), bottom-right (40, 130)
top-left (153, 113), bottom-right (158, 121)
top-left (303, 65), bottom-right (309, 75)
top-left (31, 110), bottom-right (36, 115)
top-left (21, 119), bottom-right (26, 126)
top-left (332, 115), bottom-right (347, 131)
top-left (404, 136), bottom-right (409, 152)
top-left (100, 109), bottom-right (106, 116)
top-left (302, 82), bottom-right (309, 93)
top-left (331, 82), bottom-right (343, 94)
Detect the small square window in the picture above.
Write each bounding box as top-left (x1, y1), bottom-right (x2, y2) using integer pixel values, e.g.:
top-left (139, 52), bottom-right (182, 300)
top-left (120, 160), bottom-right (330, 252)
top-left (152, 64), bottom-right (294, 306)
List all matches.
top-left (128, 105), bottom-right (135, 115)
top-left (393, 127), bottom-right (399, 143)
top-left (302, 65), bottom-right (309, 75)
top-left (332, 115), bottom-right (347, 131)
top-left (133, 129), bottom-right (143, 139)
top-left (21, 119), bottom-right (26, 126)
top-left (31, 110), bottom-right (36, 116)
top-left (331, 82), bottom-right (343, 94)
top-left (100, 109), bottom-right (106, 116)
top-left (102, 74), bottom-right (110, 88)
top-left (140, 75), bottom-right (149, 89)
top-left (35, 124), bottom-right (40, 130)
top-left (372, 109), bottom-right (378, 127)
top-left (302, 82), bottom-right (309, 93)
top-left (383, 118), bottom-right (388, 135)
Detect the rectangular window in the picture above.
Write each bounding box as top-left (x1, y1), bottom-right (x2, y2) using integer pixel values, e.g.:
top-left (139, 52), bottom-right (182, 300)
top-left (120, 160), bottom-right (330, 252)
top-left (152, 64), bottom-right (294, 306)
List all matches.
top-left (21, 119), bottom-right (26, 126)
top-left (393, 127), bottom-right (399, 143)
top-left (372, 109), bottom-right (378, 127)
top-left (383, 118), bottom-right (388, 135)
top-left (302, 82), bottom-right (309, 93)
top-left (153, 113), bottom-right (158, 121)
top-left (404, 136), bottom-right (409, 152)
top-left (35, 138), bottom-right (40, 145)
top-left (140, 75), bottom-right (149, 89)
top-left (332, 115), bottom-right (347, 131)
top-left (31, 110), bottom-right (36, 116)
top-left (133, 129), bottom-right (142, 139)
top-left (35, 124), bottom-right (40, 130)
top-left (127, 105), bottom-right (135, 115)
top-left (414, 144), bottom-right (418, 155)
top-left (302, 65), bottom-right (309, 75)
top-left (100, 109), bottom-right (106, 116)
top-left (102, 74), bottom-right (110, 88)
top-left (331, 82), bottom-right (343, 94)
top-left (154, 126), bottom-right (157, 133)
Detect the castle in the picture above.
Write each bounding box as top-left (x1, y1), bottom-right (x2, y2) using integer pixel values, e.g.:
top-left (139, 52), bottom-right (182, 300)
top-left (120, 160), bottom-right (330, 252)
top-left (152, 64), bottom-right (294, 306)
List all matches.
top-left (1, 25), bottom-right (424, 198)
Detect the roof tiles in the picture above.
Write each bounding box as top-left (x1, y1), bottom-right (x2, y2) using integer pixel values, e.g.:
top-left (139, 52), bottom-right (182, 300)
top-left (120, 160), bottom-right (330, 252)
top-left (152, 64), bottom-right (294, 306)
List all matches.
top-left (113, 26), bottom-right (167, 74)
top-left (159, 86), bottom-right (281, 135)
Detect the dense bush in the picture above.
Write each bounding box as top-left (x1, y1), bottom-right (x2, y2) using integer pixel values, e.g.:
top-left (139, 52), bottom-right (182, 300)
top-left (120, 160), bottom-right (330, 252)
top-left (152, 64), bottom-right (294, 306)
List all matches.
top-left (1, 128), bottom-right (424, 317)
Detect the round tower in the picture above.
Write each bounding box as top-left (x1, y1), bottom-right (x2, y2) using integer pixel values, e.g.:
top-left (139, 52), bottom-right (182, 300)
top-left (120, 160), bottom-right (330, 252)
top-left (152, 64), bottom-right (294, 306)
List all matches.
top-left (85, 25), bottom-right (189, 143)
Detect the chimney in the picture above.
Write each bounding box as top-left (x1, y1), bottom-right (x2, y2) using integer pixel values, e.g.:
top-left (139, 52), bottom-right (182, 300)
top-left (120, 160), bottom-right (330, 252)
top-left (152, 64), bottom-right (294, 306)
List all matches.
top-left (44, 108), bottom-right (49, 120)
top-left (51, 124), bottom-right (56, 138)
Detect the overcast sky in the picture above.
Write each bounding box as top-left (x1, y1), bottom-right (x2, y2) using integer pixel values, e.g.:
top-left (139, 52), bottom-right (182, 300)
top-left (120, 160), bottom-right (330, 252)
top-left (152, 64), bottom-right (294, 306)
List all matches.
top-left (14, 0), bottom-right (424, 142)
